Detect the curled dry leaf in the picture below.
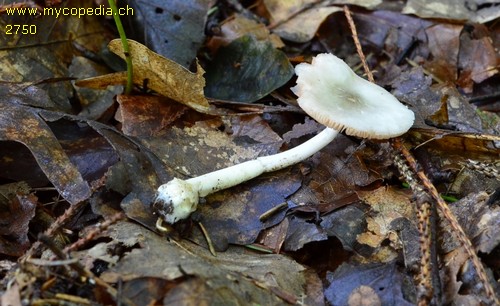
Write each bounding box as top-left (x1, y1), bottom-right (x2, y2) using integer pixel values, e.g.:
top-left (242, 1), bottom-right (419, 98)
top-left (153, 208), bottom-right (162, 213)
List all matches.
top-left (76, 39), bottom-right (210, 113)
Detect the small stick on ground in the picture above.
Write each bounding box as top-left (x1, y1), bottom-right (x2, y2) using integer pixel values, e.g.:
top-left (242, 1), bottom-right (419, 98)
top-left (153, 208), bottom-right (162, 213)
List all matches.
top-left (343, 6), bottom-right (374, 83)
top-left (64, 212), bottom-right (127, 253)
top-left (393, 153), bottom-right (435, 305)
top-left (22, 201), bottom-right (87, 260)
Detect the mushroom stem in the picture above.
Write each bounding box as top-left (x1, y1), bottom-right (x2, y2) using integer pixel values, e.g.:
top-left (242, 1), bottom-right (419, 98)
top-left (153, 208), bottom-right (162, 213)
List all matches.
top-left (154, 127), bottom-right (339, 224)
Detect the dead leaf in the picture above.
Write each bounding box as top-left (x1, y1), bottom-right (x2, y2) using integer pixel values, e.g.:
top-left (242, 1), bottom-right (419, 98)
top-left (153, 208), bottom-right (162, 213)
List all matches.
top-left (0, 183), bottom-right (36, 256)
top-left (282, 117), bottom-right (323, 144)
top-left (282, 215), bottom-right (328, 251)
top-left (76, 39), bottom-right (211, 113)
top-left (207, 14), bottom-right (284, 51)
top-left (109, 40), bottom-right (209, 113)
top-left (0, 0), bottom-right (111, 113)
top-left (144, 122), bottom-right (283, 178)
top-left (320, 204), bottom-right (369, 254)
top-left (402, 0), bottom-right (500, 23)
top-left (124, 0), bottom-right (212, 68)
top-left (325, 261), bottom-right (415, 305)
top-left (119, 277), bottom-right (173, 306)
top-left (68, 56), bottom-right (122, 120)
top-left (457, 23), bottom-right (498, 92)
top-left (258, 217), bottom-right (289, 253)
top-left (0, 95), bottom-right (91, 204)
top-left (230, 115), bottom-right (283, 145)
top-left (439, 192), bottom-right (500, 254)
top-left (191, 170), bottom-right (301, 251)
top-left (115, 95), bottom-right (187, 137)
top-left (424, 24), bottom-right (461, 83)
top-left (347, 285), bottom-right (382, 306)
top-left (291, 134), bottom-right (383, 210)
top-left (263, 0), bottom-right (342, 43)
top-left (99, 221), bottom-right (322, 305)
top-left (355, 187), bottom-right (414, 261)
top-left (204, 35), bottom-right (294, 102)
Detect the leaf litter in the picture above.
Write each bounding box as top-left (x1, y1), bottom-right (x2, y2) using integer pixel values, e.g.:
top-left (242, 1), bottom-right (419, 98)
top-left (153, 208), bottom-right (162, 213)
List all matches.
top-left (0, 0), bottom-right (499, 305)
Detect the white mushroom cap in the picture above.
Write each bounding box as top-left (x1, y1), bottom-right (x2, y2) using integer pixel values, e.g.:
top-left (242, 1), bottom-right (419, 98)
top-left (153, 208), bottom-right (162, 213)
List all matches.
top-left (291, 53), bottom-right (414, 139)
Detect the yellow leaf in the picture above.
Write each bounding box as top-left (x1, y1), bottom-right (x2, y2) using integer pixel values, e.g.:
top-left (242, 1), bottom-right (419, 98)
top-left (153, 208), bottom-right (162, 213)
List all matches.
top-left (76, 39), bottom-right (210, 113)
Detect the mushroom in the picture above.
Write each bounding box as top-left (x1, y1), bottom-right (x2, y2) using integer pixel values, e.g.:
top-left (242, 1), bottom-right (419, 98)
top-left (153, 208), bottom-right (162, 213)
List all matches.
top-left (154, 53), bottom-right (414, 225)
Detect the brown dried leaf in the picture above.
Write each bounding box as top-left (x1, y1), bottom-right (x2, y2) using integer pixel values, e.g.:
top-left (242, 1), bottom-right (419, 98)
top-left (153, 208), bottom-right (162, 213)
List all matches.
top-left (109, 39), bottom-right (209, 113)
top-left (424, 24), bottom-right (461, 83)
top-left (115, 95), bottom-right (187, 137)
top-left (356, 187), bottom-right (414, 261)
top-left (291, 135), bottom-right (383, 209)
top-left (76, 39), bottom-right (210, 113)
top-left (230, 115), bottom-right (283, 145)
top-left (457, 24), bottom-right (498, 92)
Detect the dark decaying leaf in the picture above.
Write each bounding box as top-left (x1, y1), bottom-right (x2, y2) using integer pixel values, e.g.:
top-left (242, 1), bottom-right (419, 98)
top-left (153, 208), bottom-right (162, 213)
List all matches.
top-left (89, 123), bottom-right (167, 230)
top-left (123, 0), bottom-right (212, 68)
top-left (457, 23), bottom-right (498, 92)
top-left (118, 277), bottom-right (173, 306)
top-left (204, 35), bottom-right (294, 102)
top-left (193, 171), bottom-right (302, 251)
top-left (0, 183), bottom-right (36, 256)
top-left (0, 101), bottom-right (91, 205)
top-left (325, 261), bottom-right (415, 306)
top-left (318, 10), bottom-right (433, 69)
top-left (439, 192), bottom-right (500, 254)
top-left (290, 134), bottom-right (383, 212)
top-left (0, 0), bottom-right (110, 113)
top-left (424, 24), bottom-right (461, 83)
top-left (69, 56), bottom-right (122, 121)
top-left (99, 221), bottom-right (323, 305)
top-left (282, 216), bottom-right (328, 251)
top-left (391, 67), bottom-right (487, 133)
top-left (320, 204), bottom-right (370, 254)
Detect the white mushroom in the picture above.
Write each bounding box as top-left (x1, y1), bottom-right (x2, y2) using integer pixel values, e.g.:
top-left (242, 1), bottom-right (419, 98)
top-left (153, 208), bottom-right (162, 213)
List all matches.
top-left (154, 53), bottom-right (414, 224)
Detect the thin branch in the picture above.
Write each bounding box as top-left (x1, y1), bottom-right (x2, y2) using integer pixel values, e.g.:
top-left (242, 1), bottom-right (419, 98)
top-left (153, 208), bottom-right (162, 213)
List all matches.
top-left (343, 6), bottom-right (374, 82)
